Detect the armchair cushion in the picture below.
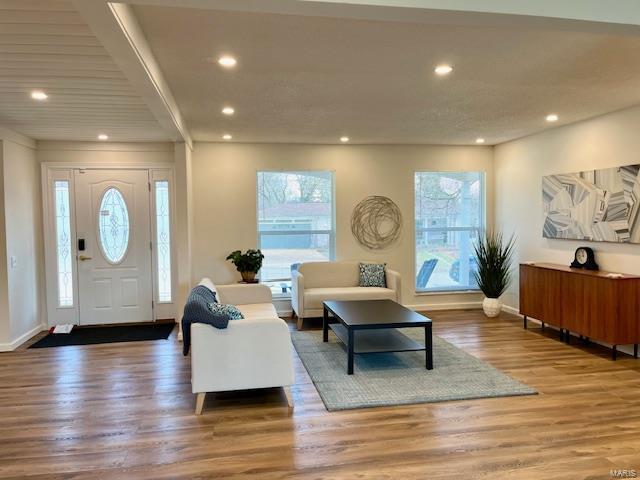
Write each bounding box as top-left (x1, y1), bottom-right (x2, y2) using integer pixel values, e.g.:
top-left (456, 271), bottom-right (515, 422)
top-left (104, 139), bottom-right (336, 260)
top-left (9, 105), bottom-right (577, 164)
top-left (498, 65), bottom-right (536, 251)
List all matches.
top-left (304, 286), bottom-right (396, 310)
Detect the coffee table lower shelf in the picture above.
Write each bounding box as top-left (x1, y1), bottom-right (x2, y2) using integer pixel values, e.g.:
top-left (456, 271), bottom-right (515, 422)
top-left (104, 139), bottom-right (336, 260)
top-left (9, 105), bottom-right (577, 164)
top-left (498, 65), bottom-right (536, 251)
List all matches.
top-left (329, 323), bottom-right (426, 354)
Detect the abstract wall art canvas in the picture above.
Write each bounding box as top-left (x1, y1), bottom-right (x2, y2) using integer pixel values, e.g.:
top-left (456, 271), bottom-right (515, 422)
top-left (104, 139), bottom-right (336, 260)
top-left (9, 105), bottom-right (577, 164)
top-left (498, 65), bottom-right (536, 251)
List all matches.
top-left (542, 164), bottom-right (640, 243)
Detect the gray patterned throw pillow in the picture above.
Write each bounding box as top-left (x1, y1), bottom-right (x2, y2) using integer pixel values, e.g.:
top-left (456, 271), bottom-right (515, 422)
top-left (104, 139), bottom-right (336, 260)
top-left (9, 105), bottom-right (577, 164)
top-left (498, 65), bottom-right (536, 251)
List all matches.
top-left (207, 303), bottom-right (244, 320)
top-left (359, 263), bottom-right (387, 287)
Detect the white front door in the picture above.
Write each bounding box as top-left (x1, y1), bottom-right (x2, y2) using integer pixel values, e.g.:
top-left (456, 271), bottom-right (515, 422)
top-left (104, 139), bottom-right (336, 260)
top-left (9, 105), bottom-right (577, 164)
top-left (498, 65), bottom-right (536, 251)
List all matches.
top-left (74, 169), bottom-right (153, 325)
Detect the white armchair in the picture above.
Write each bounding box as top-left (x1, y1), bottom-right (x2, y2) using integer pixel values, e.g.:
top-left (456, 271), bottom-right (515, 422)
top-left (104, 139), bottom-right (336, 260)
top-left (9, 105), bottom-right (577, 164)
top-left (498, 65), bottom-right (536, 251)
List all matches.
top-left (190, 280), bottom-right (295, 415)
top-left (291, 261), bottom-right (402, 330)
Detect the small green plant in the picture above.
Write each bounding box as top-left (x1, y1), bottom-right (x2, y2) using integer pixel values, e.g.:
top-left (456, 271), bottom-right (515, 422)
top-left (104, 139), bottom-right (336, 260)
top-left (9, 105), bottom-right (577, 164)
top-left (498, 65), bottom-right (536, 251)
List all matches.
top-left (473, 231), bottom-right (516, 299)
top-left (226, 249), bottom-right (265, 282)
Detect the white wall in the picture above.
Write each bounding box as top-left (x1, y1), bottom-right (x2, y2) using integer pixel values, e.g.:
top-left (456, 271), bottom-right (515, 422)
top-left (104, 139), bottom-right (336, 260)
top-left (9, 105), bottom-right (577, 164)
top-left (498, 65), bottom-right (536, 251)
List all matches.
top-left (174, 142), bottom-right (194, 334)
top-left (0, 140), bottom-right (9, 346)
top-left (0, 132), bottom-right (45, 350)
top-left (192, 142), bottom-right (494, 310)
top-left (4, 139), bottom-right (44, 342)
top-left (36, 141), bottom-right (175, 165)
top-left (495, 104), bottom-right (640, 310)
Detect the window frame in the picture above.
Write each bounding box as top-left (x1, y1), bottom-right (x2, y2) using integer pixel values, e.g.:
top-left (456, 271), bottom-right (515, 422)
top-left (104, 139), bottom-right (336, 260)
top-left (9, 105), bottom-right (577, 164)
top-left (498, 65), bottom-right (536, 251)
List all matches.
top-left (53, 179), bottom-right (74, 308)
top-left (256, 170), bottom-right (336, 291)
top-left (153, 179), bottom-right (173, 304)
top-left (414, 170), bottom-right (486, 294)
top-left (150, 169), bottom-right (177, 310)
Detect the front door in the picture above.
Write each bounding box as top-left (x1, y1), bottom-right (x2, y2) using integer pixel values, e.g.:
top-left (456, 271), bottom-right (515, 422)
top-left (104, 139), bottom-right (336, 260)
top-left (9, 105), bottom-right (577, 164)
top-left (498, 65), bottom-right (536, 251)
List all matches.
top-left (74, 169), bottom-right (153, 325)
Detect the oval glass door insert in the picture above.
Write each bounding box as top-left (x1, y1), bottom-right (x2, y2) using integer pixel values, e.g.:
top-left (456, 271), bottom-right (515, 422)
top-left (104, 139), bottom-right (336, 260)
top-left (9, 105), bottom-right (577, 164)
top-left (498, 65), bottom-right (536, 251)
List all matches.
top-left (98, 187), bottom-right (130, 264)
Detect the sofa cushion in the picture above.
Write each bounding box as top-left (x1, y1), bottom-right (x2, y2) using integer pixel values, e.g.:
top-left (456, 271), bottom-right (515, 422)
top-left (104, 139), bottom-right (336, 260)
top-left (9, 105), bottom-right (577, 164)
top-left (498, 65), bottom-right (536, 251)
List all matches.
top-left (359, 263), bottom-right (387, 287)
top-left (298, 261), bottom-right (360, 288)
top-left (236, 302), bottom-right (278, 320)
top-left (304, 287), bottom-right (397, 310)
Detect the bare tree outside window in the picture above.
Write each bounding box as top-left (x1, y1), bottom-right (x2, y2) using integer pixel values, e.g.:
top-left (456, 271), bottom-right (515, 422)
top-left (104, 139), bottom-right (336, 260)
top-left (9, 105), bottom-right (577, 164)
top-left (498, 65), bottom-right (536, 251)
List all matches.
top-left (415, 172), bottom-right (485, 292)
top-left (257, 171), bottom-right (335, 296)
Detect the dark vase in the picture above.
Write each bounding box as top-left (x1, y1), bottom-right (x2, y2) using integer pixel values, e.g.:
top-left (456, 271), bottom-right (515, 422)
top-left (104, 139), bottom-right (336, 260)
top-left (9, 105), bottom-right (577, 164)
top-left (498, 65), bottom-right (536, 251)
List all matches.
top-left (240, 271), bottom-right (257, 283)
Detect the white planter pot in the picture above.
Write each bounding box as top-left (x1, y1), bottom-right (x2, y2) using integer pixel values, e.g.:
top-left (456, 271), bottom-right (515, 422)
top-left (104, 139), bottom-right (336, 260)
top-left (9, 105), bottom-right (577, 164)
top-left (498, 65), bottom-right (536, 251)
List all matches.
top-left (482, 297), bottom-right (502, 318)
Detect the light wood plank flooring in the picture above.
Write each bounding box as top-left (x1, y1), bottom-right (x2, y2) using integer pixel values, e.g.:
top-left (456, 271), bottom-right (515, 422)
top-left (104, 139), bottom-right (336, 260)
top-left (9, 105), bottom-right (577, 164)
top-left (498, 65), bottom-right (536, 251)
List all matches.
top-left (1, 310), bottom-right (640, 479)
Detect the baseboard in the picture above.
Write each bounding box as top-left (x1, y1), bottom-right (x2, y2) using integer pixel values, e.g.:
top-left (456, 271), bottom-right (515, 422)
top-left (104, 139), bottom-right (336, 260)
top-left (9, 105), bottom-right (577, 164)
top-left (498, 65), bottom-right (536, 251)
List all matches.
top-left (501, 305), bottom-right (635, 356)
top-left (501, 304), bottom-right (521, 316)
top-left (406, 301), bottom-right (482, 312)
top-left (277, 308), bottom-right (293, 318)
top-left (0, 323), bottom-right (47, 352)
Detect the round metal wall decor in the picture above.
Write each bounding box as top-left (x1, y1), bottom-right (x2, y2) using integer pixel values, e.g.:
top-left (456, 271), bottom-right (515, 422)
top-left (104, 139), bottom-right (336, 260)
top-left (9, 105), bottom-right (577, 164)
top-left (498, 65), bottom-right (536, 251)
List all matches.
top-left (351, 195), bottom-right (402, 250)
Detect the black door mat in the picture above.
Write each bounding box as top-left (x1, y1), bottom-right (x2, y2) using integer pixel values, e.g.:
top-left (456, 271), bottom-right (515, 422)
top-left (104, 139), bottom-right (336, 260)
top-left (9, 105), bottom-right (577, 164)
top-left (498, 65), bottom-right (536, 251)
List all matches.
top-left (29, 323), bottom-right (175, 348)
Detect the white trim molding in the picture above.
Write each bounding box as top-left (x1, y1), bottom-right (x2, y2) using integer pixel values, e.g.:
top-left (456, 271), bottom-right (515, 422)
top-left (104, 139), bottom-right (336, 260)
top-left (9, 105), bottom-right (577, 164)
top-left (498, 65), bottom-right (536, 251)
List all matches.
top-left (41, 164), bottom-right (178, 326)
top-left (37, 141), bottom-right (174, 153)
top-left (406, 301), bottom-right (482, 312)
top-left (73, 1), bottom-right (191, 146)
top-left (0, 324), bottom-right (47, 352)
top-left (0, 126), bottom-right (36, 149)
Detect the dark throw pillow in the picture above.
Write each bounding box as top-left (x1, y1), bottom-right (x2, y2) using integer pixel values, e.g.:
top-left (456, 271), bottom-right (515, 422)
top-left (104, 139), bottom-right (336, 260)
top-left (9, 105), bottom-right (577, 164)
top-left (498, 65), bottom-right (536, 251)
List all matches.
top-left (208, 303), bottom-right (244, 320)
top-left (359, 263), bottom-right (387, 287)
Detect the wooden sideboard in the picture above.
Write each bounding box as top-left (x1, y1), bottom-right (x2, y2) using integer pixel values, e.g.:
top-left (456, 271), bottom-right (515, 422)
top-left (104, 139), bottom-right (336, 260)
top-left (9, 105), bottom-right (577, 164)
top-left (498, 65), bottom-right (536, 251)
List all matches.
top-left (519, 262), bottom-right (640, 360)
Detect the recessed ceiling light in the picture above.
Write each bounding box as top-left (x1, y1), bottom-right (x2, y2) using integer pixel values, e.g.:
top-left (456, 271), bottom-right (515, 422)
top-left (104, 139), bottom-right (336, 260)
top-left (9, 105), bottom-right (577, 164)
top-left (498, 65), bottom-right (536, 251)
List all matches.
top-left (434, 65), bottom-right (453, 76)
top-left (546, 113), bottom-right (559, 122)
top-left (476, 138), bottom-right (485, 144)
top-left (31, 90), bottom-right (48, 100)
top-left (222, 106), bottom-right (235, 115)
top-left (98, 134), bottom-right (108, 140)
top-left (223, 134), bottom-right (232, 140)
top-left (218, 56), bottom-right (237, 68)
top-left (340, 136), bottom-right (350, 143)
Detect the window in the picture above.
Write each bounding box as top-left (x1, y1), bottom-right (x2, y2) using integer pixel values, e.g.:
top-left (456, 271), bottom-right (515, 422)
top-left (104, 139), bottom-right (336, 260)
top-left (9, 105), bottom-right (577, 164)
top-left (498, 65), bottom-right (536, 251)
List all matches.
top-left (415, 172), bottom-right (484, 292)
top-left (155, 181), bottom-right (172, 302)
top-left (54, 180), bottom-right (73, 307)
top-left (98, 187), bottom-right (130, 264)
top-left (257, 171), bottom-right (334, 296)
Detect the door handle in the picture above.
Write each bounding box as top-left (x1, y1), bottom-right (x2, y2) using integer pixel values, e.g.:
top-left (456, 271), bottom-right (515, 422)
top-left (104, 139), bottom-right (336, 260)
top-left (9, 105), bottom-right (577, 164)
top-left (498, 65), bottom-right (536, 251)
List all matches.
top-left (78, 255), bottom-right (92, 261)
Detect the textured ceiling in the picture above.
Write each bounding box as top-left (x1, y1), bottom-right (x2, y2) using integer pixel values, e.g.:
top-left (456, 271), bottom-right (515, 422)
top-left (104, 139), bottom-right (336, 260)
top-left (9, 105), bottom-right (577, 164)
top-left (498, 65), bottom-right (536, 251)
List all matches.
top-left (0, 0), bottom-right (170, 142)
top-left (133, 4), bottom-right (640, 145)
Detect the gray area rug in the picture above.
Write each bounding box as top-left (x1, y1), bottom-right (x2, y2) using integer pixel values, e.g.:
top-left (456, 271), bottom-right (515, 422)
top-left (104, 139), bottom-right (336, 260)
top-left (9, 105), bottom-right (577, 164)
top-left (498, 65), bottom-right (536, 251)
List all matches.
top-left (291, 328), bottom-right (537, 411)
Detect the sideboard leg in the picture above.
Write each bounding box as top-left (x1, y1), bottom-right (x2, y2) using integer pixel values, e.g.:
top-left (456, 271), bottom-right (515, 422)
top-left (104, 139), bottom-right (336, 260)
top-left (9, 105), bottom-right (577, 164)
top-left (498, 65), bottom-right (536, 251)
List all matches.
top-left (612, 345), bottom-right (617, 361)
top-left (523, 315), bottom-right (527, 330)
top-left (541, 321), bottom-right (545, 331)
top-left (565, 330), bottom-right (570, 345)
top-left (560, 329), bottom-right (565, 342)
top-left (634, 344), bottom-right (638, 359)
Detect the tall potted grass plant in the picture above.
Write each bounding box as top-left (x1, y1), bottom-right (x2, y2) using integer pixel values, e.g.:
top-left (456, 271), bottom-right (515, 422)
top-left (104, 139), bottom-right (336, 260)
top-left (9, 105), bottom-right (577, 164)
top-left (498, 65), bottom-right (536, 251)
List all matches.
top-left (473, 231), bottom-right (516, 317)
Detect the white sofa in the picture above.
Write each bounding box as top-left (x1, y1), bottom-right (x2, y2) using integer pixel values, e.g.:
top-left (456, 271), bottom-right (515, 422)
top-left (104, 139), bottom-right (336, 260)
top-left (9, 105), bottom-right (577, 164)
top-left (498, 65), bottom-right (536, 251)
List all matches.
top-left (291, 261), bottom-right (401, 330)
top-left (190, 279), bottom-right (295, 415)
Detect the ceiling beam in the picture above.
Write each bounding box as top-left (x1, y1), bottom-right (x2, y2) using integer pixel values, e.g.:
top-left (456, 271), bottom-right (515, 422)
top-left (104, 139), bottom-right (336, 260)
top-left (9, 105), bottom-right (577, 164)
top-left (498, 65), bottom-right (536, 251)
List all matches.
top-left (73, 0), bottom-right (192, 147)
top-left (123, 0), bottom-right (640, 35)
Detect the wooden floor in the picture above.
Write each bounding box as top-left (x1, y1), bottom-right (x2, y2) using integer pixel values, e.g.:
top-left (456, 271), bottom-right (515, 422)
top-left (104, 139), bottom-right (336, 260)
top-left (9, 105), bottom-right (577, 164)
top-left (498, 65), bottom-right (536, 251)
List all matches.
top-left (1, 311), bottom-right (640, 479)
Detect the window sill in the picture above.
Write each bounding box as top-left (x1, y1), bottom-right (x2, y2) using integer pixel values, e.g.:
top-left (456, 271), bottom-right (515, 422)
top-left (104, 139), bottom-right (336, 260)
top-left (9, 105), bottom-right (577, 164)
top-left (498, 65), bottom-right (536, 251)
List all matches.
top-left (414, 289), bottom-right (481, 296)
top-left (272, 293), bottom-right (292, 301)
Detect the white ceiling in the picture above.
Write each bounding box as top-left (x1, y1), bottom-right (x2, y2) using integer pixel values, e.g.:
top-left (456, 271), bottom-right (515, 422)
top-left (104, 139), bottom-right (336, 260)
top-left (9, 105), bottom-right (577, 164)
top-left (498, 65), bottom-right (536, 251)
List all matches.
top-left (0, 0), bottom-right (170, 142)
top-left (132, 3), bottom-right (640, 145)
top-left (3, 1), bottom-right (640, 145)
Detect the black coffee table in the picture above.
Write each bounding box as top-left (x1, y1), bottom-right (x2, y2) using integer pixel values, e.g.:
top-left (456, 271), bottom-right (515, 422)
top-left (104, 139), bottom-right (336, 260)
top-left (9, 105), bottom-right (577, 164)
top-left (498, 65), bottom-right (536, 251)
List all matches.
top-left (322, 299), bottom-right (433, 375)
